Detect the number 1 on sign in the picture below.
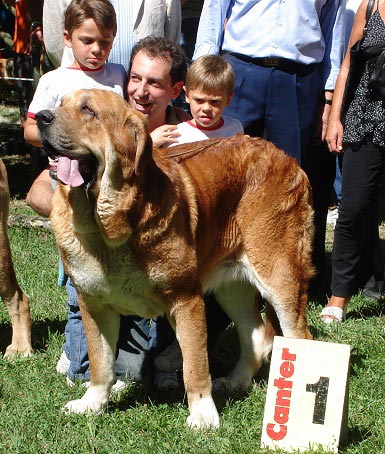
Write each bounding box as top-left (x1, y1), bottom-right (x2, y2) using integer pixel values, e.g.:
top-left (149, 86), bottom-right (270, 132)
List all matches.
top-left (306, 377), bottom-right (330, 425)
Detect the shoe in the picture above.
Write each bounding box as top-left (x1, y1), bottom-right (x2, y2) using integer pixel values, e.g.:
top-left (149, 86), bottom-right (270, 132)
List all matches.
top-left (154, 340), bottom-right (182, 372)
top-left (153, 370), bottom-right (179, 391)
top-left (362, 280), bottom-right (384, 301)
top-left (326, 207), bottom-right (339, 226)
top-left (111, 379), bottom-right (129, 393)
top-left (66, 377), bottom-right (128, 394)
top-left (320, 305), bottom-right (347, 324)
top-left (56, 351), bottom-right (71, 375)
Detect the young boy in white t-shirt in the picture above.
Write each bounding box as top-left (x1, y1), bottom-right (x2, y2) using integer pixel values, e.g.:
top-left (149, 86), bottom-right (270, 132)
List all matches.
top-left (163, 54), bottom-right (243, 148)
top-left (24, 0), bottom-right (125, 152)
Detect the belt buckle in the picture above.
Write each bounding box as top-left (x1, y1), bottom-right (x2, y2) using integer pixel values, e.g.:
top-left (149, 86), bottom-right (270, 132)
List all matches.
top-left (263, 57), bottom-right (279, 67)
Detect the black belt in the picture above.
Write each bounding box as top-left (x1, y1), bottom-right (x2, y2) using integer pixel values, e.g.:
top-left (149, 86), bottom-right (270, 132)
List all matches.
top-left (222, 51), bottom-right (316, 76)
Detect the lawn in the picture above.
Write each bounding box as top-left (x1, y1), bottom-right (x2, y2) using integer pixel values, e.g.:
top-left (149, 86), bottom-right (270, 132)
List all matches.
top-left (1, 90), bottom-right (385, 453)
top-left (0, 201), bottom-right (385, 454)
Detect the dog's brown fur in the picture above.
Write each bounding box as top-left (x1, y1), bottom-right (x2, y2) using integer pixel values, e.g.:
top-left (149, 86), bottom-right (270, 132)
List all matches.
top-left (37, 89), bottom-right (313, 427)
top-left (0, 158), bottom-right (32, 357)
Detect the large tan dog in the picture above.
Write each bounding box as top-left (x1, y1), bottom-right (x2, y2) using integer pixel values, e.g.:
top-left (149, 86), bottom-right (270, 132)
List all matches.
top-left (0, 158), bottom-right (32, 357)
top-left (36, 89), bottom-right (313, 428)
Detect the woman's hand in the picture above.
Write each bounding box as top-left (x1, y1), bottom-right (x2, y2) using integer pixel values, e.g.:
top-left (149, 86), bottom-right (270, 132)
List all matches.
top-left (151, 124), bottom-right (180, 147)
top-left (326, 119), bottom-right (344, 154)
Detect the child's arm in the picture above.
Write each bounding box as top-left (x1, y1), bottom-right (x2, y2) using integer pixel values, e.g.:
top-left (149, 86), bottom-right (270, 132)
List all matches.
top-left (24, 117), bottom-right (43, 147)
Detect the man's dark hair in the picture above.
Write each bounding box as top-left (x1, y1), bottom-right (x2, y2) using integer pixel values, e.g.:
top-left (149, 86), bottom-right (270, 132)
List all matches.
top-left (130, 37), bottom-right (187, 84)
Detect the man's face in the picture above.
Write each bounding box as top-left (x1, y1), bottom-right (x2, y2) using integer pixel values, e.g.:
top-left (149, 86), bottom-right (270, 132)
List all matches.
top-left (127, 50), bottom-right (183, 130)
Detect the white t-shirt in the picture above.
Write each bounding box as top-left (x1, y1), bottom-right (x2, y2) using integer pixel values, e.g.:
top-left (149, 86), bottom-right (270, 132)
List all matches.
top-left (27, 64), bottom-right (126, 116)
top-left (171, 116), bottom-right (243, 146)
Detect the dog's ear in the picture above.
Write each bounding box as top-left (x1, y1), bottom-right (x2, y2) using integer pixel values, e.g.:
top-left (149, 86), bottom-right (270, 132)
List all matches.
top-left (124, 111), bottom-right (153, 176)
top-left (134, 126), bottom-right (153, 176)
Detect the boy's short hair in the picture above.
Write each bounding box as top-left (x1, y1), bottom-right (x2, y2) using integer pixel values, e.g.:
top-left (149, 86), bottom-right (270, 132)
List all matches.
top-left (65, 0), bottom-right (117, 37)
top-left (185, 55), bottom-right (235, 98)
top-left (130, 36), bottom-right (187, 85)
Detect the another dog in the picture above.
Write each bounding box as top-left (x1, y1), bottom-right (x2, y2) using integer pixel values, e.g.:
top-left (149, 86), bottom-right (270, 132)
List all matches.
top-left (36, 89), bottom-right (314, 428)
top-left (0, 158), bottom-right (32, 357)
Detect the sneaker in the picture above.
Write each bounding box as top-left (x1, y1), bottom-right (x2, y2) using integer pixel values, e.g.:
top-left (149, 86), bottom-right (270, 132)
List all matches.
top-left (56, 351), bottom-right (71, 375)
top-left (327, 207), bottom-right (339, 226)
top-left (154, 340), bottom-right (182, 372)
top-left (111, 379), bottom-right (129, 393)
top-left (153, 370), bottom-right (179, 391)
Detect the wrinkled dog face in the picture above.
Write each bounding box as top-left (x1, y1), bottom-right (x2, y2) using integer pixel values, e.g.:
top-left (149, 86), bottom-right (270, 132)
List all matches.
top-left (36, 89), bottom-right (149, 188)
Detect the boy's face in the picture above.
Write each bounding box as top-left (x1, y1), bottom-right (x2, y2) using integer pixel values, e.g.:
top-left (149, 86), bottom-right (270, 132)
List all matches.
top-left (64, 18), bottom-right (114, 70)
top-left (127, 50), bottom-right (183, 131)
top-left (185, 87), bottom-right (232, 129)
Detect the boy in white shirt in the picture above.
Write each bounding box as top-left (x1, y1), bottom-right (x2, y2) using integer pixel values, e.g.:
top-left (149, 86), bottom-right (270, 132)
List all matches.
top-left (24, 0), bottom-right (125, 151)
top-left (161, 54), bottom-right (243, 148)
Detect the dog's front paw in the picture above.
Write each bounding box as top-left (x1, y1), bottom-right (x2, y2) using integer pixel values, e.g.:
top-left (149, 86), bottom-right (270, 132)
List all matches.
top-left (62, 387), bottom-right (108, 415)
top-left (187, 396), bottom-right (220, 429)
top-left (4, 344), bottom-right (33, 359)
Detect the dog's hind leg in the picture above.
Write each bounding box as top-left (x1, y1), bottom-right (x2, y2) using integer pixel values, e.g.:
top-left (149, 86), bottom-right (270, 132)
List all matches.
top-left (0, 159), bottom-right (32, 358)
top-left (212, 281), bottom-right (266, 393)
top-left (62, 296), bottom-right (119, 415)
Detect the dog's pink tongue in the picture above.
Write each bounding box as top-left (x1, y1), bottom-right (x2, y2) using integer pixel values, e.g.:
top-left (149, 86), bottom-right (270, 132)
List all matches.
top-left (57, 157), bottom-right (84, 187)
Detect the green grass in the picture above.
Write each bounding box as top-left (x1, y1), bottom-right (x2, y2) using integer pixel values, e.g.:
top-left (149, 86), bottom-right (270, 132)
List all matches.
top-left (1, 202), bottom-right (385, 453)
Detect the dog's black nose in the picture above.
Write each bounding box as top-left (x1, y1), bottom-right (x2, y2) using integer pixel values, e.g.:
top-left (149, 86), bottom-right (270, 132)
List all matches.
top-left (36, 109), bottom-right (55, 125)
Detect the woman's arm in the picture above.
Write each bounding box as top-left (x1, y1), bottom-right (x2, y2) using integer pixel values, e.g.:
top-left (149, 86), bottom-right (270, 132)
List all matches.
top-left (326, 0), bottom-right (369, 153)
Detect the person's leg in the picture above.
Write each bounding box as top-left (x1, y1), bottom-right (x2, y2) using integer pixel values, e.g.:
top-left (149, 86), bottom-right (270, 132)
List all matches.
top-left (265, 67), bottom-right (322, 166)
top-left (264, 66), bottom-right (331, 284)
top-left (222, 54), bottom-right (268, 137)
top-left (114, 315), bottom-right (151, 383)
top-left (65, 279), bottom-right (90, 382)
top-left (309, 142), bottom-right (336, 284)
top-left (323, 141), bottom-right (384, 321)
top-left (65, 279), bottom-right (152, 384)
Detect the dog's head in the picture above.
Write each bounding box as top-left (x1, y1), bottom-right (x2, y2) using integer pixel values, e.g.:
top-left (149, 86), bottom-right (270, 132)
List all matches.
top-left (36, 89), bottom-right (153, 190)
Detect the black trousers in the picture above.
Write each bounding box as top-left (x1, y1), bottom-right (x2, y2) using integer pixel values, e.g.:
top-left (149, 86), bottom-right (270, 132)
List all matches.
top-left (331, 139), bottom-right (385, 297)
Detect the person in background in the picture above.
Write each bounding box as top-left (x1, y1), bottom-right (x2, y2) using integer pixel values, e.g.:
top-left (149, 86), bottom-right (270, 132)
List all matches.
top-left (180, 0), bottom-right (203, 63)
top-left (327, 0), bottom-right (362, 228)
top-left (12, 0), bottom-right (44, 129)
top-left (193, 0), bottom-right (346, 290)
top-left (322, 0), bottom-right (385, 323)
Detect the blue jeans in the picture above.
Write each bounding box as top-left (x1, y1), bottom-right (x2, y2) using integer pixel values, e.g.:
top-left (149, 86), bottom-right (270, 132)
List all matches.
top-left (63, 279), bottom-right (152, 383)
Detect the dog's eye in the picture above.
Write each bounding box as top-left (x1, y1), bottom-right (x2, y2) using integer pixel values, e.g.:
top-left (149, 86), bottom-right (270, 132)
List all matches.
top-left (81, 103), bottom-right (96, 117)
